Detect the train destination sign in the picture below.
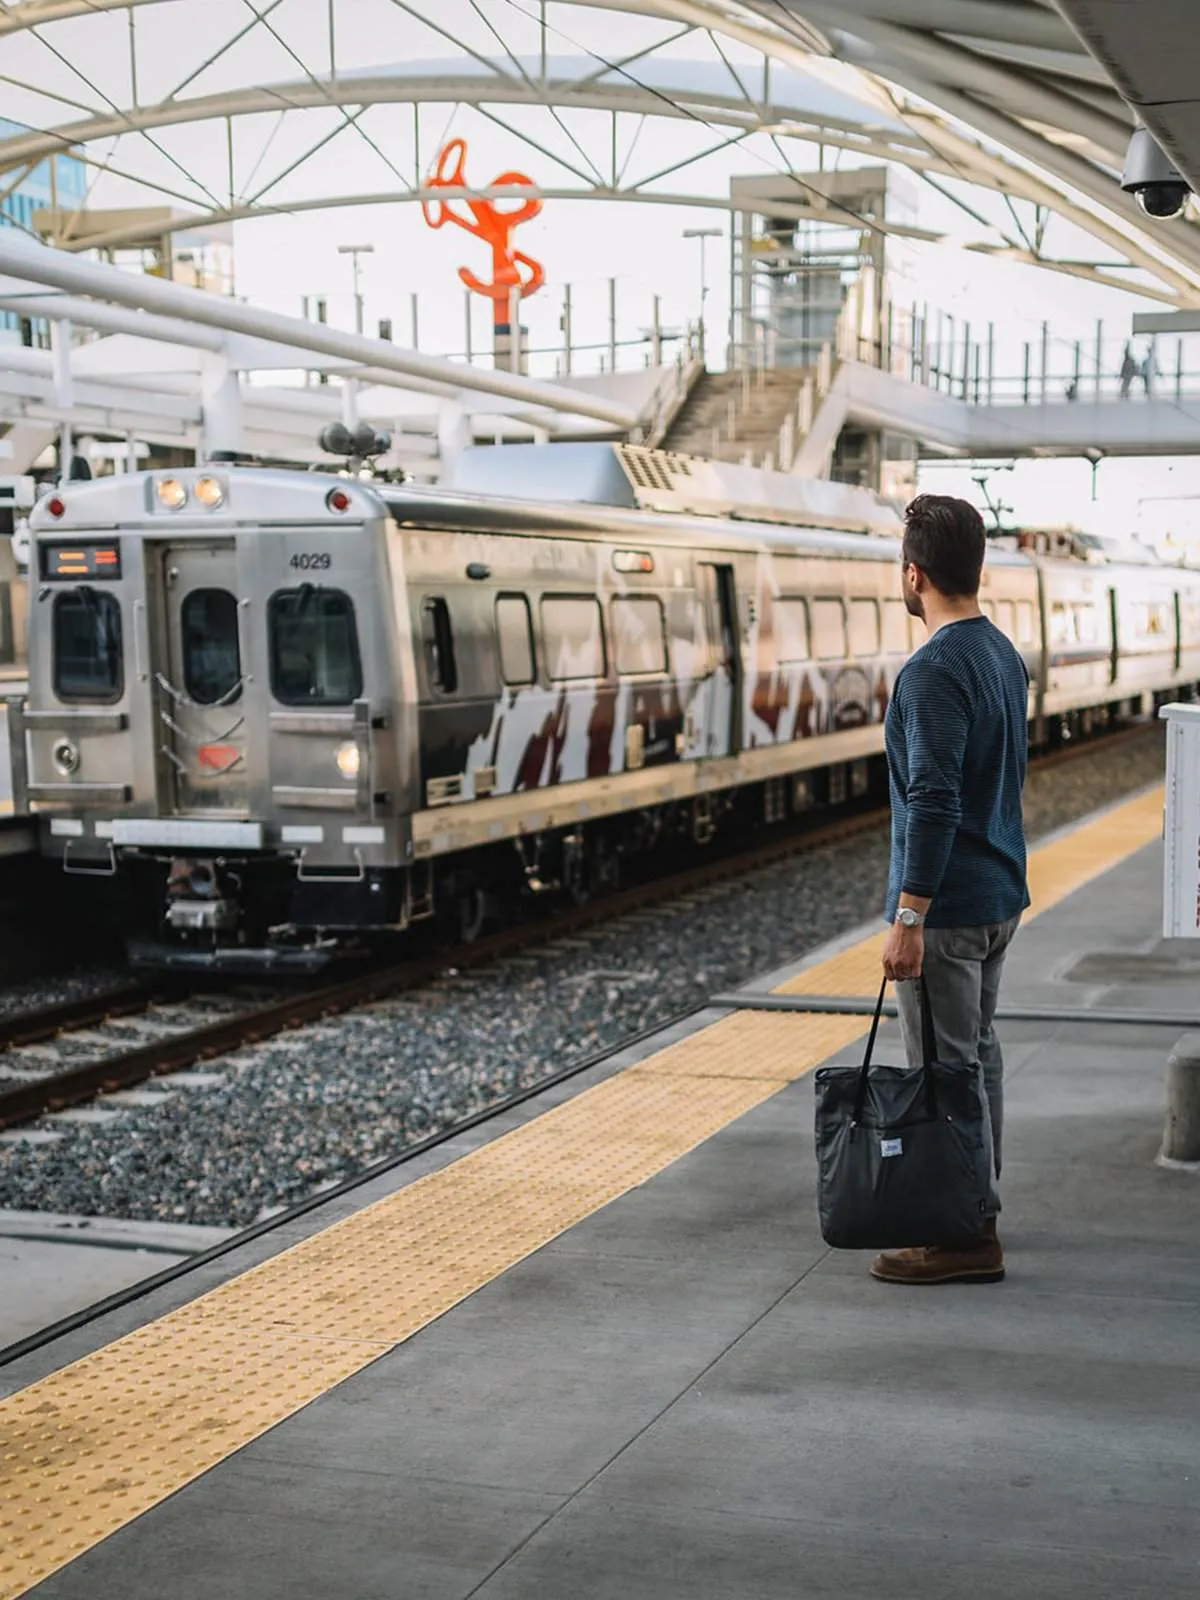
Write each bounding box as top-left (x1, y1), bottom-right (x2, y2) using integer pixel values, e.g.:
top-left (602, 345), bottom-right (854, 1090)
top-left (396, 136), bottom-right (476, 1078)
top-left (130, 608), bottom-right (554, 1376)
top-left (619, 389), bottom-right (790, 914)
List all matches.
top-left (41, 543), bottom-right (122, 581)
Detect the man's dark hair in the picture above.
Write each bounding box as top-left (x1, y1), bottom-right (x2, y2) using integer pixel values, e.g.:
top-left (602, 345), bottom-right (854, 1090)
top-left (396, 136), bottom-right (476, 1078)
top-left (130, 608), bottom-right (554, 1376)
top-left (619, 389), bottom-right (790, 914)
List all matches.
top-left (902, 494), bottom-right (986, 598)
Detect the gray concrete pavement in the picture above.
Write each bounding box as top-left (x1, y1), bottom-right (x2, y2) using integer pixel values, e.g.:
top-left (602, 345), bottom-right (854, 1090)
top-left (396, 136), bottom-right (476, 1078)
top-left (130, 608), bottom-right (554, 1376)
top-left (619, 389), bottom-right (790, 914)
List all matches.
top-left (21, 841), bottom-right (1200, 1599)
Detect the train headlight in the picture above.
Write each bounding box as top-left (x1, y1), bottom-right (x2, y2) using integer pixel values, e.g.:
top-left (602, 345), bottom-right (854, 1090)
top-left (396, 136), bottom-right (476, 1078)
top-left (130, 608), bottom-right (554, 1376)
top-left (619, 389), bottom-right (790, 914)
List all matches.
top-left (194, 476), bottom-right (226, 510)
top-left (156, 477), bottom-right (188, 511)
top-left (52, 738), bottom-right (80, 775)
top-left (335, 741), bottom-right (360, 780)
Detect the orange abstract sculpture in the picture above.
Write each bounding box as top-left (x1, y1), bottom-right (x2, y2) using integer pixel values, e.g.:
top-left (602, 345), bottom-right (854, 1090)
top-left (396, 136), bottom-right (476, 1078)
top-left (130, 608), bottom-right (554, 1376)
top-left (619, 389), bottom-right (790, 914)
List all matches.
top-left (421, 138), bottom-right (545, 329)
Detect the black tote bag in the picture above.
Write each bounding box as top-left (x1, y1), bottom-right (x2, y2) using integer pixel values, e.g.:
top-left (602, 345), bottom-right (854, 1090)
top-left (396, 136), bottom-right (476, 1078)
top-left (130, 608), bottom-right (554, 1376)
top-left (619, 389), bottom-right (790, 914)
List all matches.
top-left (814, 979), bottom-right (994, 1251)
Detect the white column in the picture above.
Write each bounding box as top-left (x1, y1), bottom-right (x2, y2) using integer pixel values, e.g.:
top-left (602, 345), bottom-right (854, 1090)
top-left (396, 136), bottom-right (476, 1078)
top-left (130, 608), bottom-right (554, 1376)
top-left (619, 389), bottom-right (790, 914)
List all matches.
top-left (436, 401), bottom-right (471, 481)
top-left (341, 377), bottom-right (360, 430)
top-left (50, 317), bottom-right (74, 412)
top-left (200, 350), bottom-right (245, 460)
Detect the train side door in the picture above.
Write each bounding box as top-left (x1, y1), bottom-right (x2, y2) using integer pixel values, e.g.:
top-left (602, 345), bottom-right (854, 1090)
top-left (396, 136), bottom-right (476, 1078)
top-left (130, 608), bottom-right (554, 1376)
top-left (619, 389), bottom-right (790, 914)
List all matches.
top-left (156, 542), bottom-right (249, 815)
top-left (694, 562), bottom-right (742, 758)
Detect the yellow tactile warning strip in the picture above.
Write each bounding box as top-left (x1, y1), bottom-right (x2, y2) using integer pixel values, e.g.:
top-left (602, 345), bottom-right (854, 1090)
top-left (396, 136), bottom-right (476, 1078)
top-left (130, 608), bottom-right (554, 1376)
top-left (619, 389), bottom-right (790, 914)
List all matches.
top-left (774, 785), bottom-right (1164, 997)
top-left (0, 1009), bottom-right (866, 1599)
top-left (0, 784), bottom-right (1166, 1599)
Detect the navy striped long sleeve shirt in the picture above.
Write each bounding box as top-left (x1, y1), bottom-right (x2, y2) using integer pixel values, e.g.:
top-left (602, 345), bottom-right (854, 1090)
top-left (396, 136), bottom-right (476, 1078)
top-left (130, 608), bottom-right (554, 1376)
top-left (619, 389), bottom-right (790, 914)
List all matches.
top-left (884, 614), bottom-right (1030, 930)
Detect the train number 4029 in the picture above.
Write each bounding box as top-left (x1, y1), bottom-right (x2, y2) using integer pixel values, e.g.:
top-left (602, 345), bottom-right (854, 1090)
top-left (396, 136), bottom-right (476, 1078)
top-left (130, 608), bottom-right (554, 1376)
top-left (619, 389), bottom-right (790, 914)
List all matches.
top-left (289, 552), bottom-right (332, 571)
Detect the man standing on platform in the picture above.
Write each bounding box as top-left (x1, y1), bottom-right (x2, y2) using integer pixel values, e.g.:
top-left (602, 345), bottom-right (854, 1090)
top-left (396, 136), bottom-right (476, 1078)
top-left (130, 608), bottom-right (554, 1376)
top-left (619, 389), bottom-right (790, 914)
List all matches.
top-left (873, 494), bottom-right (1030, 1286)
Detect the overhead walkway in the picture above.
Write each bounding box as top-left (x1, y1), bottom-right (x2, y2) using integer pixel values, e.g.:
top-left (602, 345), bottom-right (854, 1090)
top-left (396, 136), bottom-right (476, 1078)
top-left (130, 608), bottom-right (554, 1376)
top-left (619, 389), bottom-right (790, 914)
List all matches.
top-left (797, 358), bottom-right (1200, 469)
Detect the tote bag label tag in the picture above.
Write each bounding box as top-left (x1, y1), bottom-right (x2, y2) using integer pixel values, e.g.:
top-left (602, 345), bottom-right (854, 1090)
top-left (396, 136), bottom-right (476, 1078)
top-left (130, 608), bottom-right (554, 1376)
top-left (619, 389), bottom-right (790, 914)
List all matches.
top-left (880, 1137), bottom-right (903, 1158)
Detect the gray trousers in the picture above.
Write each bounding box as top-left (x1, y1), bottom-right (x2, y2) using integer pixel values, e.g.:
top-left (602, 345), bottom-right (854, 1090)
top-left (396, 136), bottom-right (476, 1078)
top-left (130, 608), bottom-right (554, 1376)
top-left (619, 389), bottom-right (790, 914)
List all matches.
top-left (895, 918), bottom-right (1020, 1209)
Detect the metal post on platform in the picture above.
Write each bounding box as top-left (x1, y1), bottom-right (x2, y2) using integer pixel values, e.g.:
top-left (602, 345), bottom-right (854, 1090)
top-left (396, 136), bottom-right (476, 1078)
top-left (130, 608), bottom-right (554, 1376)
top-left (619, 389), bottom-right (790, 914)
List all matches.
top-left (1072, 340), bottom-right (1082, 399)
top-left (651, 294), bottom-right (662, 366)
top-left (974, 343), bottom-right (982, 403)
top-left (1095, 318), bottom-right (1104, 398)
top-left (986, 322), bottom-right (994, 402)
top-left (920, 303), bottom-right (929, 385)
top-left (961, 320), bottom-right (971, 398)
top-left (562, 283), bottom-right (573, 376)
top-left (946, 315), bottom-right (955, 393)
top-left (1177, 337), bottom-right (1184, 400)
top-left (1040, 320), bottom-right (1049, 403)
top-left (410, 292), bottom-right (419, 351)
top-left (1022, 342), bottom-right (1031, 404)
top-left (608, 278), bottom-right (617, 373)
top-left (932, 310), bottom-right (941, 387)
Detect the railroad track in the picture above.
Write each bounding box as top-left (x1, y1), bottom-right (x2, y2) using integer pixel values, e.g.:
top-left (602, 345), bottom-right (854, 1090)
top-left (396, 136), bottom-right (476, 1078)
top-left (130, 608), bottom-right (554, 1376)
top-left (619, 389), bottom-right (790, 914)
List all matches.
top-left (0, 719), bottom-right (1161, 1133)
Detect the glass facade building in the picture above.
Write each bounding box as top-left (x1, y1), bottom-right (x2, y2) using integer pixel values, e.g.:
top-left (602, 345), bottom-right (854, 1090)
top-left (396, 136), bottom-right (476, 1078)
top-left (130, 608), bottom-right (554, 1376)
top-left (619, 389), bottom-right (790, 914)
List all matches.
top-left (0, 123), bottom-right (88, 342)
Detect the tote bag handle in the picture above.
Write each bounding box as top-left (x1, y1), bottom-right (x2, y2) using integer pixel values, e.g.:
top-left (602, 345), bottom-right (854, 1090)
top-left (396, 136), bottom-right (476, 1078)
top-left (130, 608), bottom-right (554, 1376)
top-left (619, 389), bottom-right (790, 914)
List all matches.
top-left (852, 977), bottom-right (939, 1122)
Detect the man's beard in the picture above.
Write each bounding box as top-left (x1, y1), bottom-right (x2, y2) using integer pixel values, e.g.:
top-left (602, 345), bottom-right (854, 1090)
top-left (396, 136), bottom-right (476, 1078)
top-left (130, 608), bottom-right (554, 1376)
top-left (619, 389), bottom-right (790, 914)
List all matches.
top-left (902, 571), bottom-right (925, 620)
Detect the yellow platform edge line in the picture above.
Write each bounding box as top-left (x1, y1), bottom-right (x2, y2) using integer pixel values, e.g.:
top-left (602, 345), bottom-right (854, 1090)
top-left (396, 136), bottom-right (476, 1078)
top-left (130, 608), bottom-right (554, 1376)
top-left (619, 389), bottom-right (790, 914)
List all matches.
top-left (774, 785), bottom-right (1163, 997)
top-left (0, 784), bottom-right (1165, 1598)
top-left (0, 1009), bottom-right (867, 1600)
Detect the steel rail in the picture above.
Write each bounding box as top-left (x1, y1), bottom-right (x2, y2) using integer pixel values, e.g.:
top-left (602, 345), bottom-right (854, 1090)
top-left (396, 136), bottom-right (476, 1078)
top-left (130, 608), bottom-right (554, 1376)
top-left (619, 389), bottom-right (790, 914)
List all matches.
top-left (0, 718), bottom-right (1162, 1132)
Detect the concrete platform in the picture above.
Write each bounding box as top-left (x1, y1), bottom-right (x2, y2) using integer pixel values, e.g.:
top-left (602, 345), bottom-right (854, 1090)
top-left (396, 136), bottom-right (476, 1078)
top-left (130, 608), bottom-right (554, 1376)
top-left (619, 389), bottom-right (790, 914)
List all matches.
top-left (3, 803), bottom-right (1199, 1600)
top-left (0, 1212), bottom-right (234, 1347)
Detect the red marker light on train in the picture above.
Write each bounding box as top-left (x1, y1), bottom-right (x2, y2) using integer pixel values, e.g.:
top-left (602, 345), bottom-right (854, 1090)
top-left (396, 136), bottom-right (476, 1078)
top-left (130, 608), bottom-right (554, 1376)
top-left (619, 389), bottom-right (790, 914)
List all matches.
top-left (46, 496), bottom-right (66, 519)
top-left (327, 488), bottom-right (352, 513)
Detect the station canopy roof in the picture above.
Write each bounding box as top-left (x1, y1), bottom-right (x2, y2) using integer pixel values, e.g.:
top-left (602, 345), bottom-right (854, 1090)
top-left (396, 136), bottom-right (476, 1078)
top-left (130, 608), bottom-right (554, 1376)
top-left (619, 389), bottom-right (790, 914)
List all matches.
top-left (0, 0), bottom-right (1197, 306)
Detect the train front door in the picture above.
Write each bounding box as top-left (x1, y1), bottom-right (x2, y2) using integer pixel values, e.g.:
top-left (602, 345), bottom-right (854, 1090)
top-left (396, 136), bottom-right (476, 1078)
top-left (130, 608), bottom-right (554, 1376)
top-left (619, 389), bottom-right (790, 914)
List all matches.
top-left (156, 542), bottom-right (249, 815)
top-left (692, 562), bottom-right (742, 759)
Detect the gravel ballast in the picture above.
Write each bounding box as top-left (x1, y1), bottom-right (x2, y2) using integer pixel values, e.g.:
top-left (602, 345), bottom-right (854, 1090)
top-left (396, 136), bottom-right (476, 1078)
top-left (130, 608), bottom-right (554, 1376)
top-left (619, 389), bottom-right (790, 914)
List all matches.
top-left (0, 726), bottom-right (1169, 1228)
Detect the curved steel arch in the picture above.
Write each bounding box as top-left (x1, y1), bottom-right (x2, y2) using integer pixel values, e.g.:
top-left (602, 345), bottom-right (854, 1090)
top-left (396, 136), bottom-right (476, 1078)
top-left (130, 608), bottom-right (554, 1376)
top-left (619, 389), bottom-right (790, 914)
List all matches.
top-left (4, 0), bottom-right (1199, 300)
top-left (53, 181), bottom-right (1182, 305)
top-left (0, 61), bottom-right (929, 174)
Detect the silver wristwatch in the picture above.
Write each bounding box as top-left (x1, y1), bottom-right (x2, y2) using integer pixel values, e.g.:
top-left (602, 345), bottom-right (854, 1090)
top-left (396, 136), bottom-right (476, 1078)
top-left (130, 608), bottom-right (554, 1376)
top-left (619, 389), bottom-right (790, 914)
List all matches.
top-left (895, 907), bottom-right (926, 929)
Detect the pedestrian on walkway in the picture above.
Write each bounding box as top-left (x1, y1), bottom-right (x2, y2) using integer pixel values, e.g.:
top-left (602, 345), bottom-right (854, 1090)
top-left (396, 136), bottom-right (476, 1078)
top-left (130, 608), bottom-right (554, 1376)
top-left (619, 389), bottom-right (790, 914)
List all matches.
top-left (1141, 344), bottom-right (1156, 397)
top-left (873, 494), bottom-right (1030, 1286)
top-left (1119, 342), bottom-right (1137, 398)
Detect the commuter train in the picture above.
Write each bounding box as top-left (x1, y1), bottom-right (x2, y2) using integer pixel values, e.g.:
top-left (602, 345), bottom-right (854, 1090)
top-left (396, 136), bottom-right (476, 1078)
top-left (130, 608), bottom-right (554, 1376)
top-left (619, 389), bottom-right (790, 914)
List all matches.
top-left (17, 444), bottom-right (1198, 969)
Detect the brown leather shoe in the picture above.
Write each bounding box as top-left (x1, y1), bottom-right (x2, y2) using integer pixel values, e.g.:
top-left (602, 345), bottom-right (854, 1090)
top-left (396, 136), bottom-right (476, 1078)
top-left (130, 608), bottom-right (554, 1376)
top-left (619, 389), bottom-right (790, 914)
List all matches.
top-left (870, 1234), bottom-right (1005, 1285)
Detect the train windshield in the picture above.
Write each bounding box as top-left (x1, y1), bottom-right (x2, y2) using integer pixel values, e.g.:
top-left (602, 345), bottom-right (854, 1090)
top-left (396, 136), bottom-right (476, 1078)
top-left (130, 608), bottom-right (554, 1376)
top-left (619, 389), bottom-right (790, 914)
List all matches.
top-left (182, 588), bottom-right (242, 705)
top-left (268, 586), bottom-right (363, 705)
top-left (53, 588), bottom-right (123, 702)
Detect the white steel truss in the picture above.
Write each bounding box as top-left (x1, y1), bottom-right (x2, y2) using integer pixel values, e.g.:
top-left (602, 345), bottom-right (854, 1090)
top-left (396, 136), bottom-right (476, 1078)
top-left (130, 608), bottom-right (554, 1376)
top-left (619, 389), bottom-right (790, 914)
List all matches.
top-left (0, 0), bottom-right (1196, 304)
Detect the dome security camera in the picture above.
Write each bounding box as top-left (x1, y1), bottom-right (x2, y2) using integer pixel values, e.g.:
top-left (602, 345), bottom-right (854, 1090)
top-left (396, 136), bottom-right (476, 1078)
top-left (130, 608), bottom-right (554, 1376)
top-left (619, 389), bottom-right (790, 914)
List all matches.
top-left (1121, 126), bottom-right (1193, 220)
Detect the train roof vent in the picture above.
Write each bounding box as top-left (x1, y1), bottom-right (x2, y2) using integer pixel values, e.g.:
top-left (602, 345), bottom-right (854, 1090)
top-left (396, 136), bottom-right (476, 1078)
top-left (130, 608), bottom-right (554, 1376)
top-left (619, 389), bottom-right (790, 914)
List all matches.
top-left (444, 442), bottom-right (901, 537)
top-left (613, 445), bottom-right (902, 537)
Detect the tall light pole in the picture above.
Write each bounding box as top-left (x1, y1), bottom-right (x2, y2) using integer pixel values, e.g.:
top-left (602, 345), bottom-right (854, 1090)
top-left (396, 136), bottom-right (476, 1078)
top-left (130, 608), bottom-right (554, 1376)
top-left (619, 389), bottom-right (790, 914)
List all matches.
top-left (683, 226), bottom-right (721, 360)
top-left (337, 244), bottom-right (373, 428)
top-left (337, 243), bottom-right (374, 336)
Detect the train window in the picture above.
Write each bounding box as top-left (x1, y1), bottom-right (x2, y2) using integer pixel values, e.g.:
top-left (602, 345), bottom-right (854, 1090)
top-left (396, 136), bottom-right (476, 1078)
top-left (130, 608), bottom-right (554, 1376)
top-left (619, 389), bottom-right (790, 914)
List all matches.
top-left (882, 600), bottom-right (909, 654)
top-left (268, 587), bottom-right (363, 705)
top-left (848, 599), bottom-right (879, 657)
top-left (1016, 601), bottom-right (1035, 645)
top-left (181, 589), bottom-right (241, 706)
top-left (996, 600), bottom-right (1016, 638)
top-left (1050, 601), bottom-right (1072, 647)
top-left (980, 599), bottom-right (995, 620)
top-left (811, 599), bottom-right (846, 661)
top-left (1074, 604), bottom-right (1098, 645)
top-left (774, 598), bottom-right (809, 664)
top-left (420, 597), bottom-right (458, 695)
top-left (612, 596), bottom-right (668, 675)
top-left (53, 589), bottom-right (123, 703)
top-left (542, 595), bottom-right (606, 680)
top-left (496, 594), bottom-right (535, 685)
